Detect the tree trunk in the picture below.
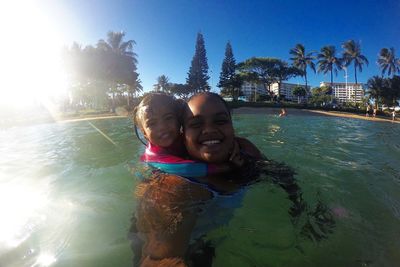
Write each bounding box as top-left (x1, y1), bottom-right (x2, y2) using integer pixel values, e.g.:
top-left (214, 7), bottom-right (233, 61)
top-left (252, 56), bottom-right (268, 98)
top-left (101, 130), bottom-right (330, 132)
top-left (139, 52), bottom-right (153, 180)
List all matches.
top-left (304, 69), bottom-right (308, 94)
top-left (354, 64), bottom-right (358, 84)
top-left (112, 92), bottom-right (116, 113)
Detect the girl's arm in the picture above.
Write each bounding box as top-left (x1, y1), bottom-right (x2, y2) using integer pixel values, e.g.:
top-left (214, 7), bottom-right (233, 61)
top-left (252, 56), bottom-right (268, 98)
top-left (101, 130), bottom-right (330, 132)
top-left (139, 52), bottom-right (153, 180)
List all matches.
top-left (142, 153), bottom-right (232, 177)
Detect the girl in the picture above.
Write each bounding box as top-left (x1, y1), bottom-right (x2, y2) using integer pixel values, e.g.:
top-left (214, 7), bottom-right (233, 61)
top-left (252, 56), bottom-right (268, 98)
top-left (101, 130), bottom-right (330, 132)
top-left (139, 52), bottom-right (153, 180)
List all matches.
top-left (133, 93), bottom-right (240, 178)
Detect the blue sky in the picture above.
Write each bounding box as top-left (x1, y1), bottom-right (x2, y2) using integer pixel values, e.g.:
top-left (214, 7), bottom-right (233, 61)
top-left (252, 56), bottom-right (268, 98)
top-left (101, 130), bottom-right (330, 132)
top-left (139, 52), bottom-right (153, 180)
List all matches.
top-left (40, 0), bottom-right (400, 92)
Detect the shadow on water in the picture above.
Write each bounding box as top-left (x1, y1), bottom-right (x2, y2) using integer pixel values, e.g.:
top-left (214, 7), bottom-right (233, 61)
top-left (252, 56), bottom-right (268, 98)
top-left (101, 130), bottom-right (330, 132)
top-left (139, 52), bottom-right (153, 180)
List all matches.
top-left (128, 156), bottom-right (336, 266)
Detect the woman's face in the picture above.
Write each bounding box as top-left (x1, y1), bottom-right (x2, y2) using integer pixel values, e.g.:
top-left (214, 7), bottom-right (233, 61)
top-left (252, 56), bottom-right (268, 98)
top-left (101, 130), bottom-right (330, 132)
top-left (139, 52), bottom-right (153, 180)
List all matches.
top-left (183, 95), bottom-right (234, 163)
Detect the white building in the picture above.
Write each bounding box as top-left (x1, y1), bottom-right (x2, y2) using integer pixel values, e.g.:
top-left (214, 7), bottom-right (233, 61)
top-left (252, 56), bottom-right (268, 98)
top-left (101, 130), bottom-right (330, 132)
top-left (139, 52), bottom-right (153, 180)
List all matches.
top-left (271, 82), bottom-right (310, 102)
top-left (320, 82), bottom-right (364, 103)
top-left (240, 81), bottom-right (267, 101)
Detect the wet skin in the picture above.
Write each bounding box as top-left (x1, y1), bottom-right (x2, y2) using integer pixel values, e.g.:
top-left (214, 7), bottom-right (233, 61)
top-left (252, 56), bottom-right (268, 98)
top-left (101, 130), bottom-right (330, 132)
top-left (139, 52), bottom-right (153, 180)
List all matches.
top-left (183, 95), bottom-right (235, 163)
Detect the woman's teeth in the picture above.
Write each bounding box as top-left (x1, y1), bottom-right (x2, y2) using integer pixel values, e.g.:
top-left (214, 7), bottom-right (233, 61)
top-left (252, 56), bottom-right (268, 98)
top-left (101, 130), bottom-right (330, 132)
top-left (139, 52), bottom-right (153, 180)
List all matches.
top-left (202, 140), bottom-right (221, 145)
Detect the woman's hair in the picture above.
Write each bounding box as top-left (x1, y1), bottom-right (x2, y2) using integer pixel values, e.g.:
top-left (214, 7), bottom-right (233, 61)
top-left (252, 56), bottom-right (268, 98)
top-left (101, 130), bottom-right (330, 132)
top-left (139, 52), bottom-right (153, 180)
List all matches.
top-left (187, 92), bottom-right (231, 117)
top-left (132, 93), bottom-right (183, 145)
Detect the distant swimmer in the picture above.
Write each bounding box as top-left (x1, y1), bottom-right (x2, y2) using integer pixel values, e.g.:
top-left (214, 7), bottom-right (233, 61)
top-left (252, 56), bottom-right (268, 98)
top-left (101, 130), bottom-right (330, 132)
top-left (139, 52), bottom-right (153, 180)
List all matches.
top-left (279, 108), bottom-right (287, 117)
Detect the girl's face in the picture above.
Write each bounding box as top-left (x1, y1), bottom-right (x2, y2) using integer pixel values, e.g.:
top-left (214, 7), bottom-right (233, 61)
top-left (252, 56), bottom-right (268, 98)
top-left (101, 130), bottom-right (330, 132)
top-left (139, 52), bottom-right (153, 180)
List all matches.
top-left (140, 100), bottom-right (180, 148)
top-left (183, 95), bottom-right (234, 163)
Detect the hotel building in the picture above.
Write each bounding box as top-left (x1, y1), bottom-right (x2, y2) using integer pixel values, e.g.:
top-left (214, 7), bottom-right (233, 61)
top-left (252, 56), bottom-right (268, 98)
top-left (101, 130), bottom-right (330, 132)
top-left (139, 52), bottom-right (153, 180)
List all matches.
top-left (240, 81), bottom-right (267, 101)
top-left (320, 82), bottom-right (364, 103)
top-left (240, 81), bottom-right (310, 102)
top-left (270, 82), bottom-right (311, 102)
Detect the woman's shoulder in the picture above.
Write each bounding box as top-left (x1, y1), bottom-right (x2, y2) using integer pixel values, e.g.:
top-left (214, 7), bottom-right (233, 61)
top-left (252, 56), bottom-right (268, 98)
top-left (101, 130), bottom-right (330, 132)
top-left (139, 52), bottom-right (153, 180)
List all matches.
top-left (235, 137), bottom-right (263, 160)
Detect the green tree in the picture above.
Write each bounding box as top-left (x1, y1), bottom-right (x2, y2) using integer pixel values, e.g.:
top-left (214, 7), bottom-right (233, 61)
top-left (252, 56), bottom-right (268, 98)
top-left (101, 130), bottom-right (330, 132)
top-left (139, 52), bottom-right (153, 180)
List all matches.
top-left (366, 76), bottom-right (386, 109)
top-left (377, 47), bottom-right (400, 77)
top-left (218, 42), bottom-right (243, 100)
top-left (125, 72), bottom-right (143, 106)
top-left (317, 46), bottom-right (342, 87)
top-left (169, 83), bottom-right (191, 99)
top-left (341, 40), bottom-right (369, 84)
top-left (274, 60), bottom-right (303, 98)
top-left (97, 31), bottom-right (138, 112)
top-left (62, 43), bottom-right (110, 109)
top-left (187, 32), bottom-right (210, 93)
top-left (289, 44), bottom-right (316, 92)
top-left (97, 31), bottom-right (137, 58)
top-left (292, 86), bottom-right (307, 103)
top-left (237, 57), bottom-right (282, 99)
top-left (155, 75), bottom-right (170, 93)
top-left (384, 75), bottom-right (400, 106)
top-left (309, 86), bottom-right (334, 106)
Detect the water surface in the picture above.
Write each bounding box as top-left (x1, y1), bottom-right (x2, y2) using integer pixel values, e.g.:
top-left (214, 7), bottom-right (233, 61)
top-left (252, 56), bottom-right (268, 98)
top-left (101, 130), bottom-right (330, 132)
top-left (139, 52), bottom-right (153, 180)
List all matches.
top-left (0, 113), bottom-right (399, 267)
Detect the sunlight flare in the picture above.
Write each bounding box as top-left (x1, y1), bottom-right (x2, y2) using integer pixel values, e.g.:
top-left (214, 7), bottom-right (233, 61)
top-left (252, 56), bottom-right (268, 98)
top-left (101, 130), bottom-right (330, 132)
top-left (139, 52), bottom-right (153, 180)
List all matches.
top-left (0, 1), bottom-right (68, 110)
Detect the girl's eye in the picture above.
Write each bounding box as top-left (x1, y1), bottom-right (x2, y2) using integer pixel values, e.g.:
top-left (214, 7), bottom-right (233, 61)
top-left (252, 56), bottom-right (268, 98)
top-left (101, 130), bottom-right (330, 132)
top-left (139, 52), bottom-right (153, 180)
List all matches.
top-left (165, 115), bottom-right (174, 121)
top-left (146, 121), bottom-right (156, 128)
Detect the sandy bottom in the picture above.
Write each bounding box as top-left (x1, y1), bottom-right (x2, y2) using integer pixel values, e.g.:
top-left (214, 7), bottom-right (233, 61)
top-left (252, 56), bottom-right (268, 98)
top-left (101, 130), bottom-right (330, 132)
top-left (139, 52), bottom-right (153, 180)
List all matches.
top-left (232, 107), bottom-right (399, 124)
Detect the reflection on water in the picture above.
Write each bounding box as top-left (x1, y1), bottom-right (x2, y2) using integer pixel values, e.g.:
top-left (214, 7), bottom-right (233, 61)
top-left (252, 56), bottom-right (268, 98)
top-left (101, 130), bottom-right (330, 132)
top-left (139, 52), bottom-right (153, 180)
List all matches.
top-left (0, 116), bottom-right (399, 266)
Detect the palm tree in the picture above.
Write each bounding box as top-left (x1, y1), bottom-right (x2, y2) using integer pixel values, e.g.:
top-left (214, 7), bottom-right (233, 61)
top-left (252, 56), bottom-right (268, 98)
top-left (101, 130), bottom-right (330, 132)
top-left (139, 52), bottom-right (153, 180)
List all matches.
top-left (317, 45), bottom-right (343, 87)
top-left (156, 75), bottom-right (170, 93)
top-left (342, 40), bottom-right (369, 84)
top-left (97, 31), bottom-right (138, 112)
top-left (377, 48), bottom-right (400, 77)
top-left (97, 31), bottom-right (137, 59)
top-left (289, 44), bottom-right (315, 91)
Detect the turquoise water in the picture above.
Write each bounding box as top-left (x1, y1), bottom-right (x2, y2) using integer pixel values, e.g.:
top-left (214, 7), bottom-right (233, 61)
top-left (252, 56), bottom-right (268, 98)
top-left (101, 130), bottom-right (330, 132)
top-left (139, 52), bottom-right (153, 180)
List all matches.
top-left (0, 113), bottom-right (399, 267)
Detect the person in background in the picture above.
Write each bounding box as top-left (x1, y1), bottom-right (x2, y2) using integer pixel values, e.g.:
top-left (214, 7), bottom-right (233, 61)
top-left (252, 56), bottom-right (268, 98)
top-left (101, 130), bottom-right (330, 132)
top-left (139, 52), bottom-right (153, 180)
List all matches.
top-left (373, 106), bottom-right (377, 118)
top-left (279, 108), bottom-right (287, 117)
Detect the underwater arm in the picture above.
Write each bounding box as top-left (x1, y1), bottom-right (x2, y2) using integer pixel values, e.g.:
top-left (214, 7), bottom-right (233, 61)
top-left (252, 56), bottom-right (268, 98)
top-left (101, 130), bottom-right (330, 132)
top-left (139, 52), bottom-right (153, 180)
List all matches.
top-left (135, 174), bottom-right (213, 266)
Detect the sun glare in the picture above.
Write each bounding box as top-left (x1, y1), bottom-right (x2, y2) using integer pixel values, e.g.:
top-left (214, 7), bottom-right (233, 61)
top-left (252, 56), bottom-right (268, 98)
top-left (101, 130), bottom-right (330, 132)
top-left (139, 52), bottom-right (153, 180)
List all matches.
top-left (1, 1), bottom-right (68, 110)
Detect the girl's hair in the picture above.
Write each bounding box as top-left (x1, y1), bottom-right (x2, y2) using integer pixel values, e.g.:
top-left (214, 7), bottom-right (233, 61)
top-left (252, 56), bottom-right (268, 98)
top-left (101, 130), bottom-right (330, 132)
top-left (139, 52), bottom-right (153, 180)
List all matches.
top-left (187, 92), bottom-right (231, 117)
top-left (132, 93), bottom-right (182, 145)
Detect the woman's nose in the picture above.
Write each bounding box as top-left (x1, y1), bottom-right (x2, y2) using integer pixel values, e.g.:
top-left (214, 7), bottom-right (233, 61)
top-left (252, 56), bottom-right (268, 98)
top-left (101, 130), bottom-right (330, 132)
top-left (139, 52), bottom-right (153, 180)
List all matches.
top-left (201, 121), bottom-right (216, 134)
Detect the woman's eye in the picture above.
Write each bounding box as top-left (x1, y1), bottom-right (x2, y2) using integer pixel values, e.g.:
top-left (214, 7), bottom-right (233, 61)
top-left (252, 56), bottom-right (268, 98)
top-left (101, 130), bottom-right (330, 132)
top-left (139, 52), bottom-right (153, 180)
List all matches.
top-left (215, 119), bottom-right (228, 125)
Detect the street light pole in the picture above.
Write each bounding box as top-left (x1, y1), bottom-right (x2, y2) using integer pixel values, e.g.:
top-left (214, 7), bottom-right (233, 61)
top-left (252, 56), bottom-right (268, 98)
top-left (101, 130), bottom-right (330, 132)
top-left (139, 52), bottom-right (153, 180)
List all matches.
top-left (343, 66), bottom-right (350, 103)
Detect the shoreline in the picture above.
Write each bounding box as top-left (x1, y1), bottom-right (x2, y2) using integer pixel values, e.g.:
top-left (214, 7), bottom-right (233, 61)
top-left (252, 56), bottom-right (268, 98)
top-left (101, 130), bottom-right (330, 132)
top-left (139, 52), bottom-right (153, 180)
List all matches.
top-left (2, 107), bottom-right (398, 128)
top-left (232, 107), bottom-right (399, 124)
